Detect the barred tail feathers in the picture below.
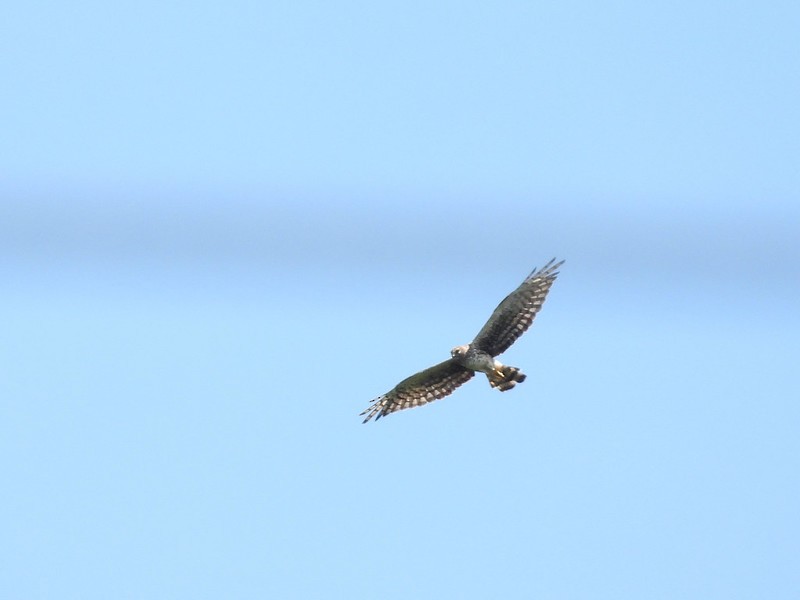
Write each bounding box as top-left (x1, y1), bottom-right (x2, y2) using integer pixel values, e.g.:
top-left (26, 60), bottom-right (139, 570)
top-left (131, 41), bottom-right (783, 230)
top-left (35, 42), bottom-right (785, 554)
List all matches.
top-left (486, 366), bottom-right (526, 391)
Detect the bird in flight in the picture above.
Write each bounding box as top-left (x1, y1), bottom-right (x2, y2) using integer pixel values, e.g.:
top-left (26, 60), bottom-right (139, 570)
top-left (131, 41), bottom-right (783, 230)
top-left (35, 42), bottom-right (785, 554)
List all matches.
top-left (361, 258), bottom-right (564, 423)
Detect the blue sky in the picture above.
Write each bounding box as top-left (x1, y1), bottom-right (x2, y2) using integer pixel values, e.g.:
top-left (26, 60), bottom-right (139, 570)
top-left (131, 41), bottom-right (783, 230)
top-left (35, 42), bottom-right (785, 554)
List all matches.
top-left (2, 1), bottom-right (799, 598)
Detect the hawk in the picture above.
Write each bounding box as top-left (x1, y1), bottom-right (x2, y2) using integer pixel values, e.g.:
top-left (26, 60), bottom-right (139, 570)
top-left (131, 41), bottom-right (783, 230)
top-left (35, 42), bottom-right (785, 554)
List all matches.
top-left (361, 258), bottom-right (564, 423)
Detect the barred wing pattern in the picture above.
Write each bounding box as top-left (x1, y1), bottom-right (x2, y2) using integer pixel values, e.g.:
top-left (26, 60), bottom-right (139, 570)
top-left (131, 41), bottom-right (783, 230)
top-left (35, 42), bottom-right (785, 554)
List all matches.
top-left (360, 359), bottom-right (475, 423)
top-left (471, 258), bottom-right (564, 357)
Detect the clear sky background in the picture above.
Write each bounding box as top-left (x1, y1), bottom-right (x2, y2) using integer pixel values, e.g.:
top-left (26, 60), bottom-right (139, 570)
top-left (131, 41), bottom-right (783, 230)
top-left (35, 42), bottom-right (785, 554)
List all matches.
top-left (2, 1), bottom-right (799, 598)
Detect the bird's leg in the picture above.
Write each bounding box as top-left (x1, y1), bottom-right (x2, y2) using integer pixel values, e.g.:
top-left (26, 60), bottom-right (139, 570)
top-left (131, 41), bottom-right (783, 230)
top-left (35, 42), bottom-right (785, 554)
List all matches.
top-left (492, 360), bottom-right (505, 378)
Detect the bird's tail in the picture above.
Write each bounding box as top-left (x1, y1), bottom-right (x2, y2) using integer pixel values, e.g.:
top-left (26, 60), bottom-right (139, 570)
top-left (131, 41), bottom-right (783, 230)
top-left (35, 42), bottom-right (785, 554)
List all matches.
top-left (487, 366), bottom-right (526, 391)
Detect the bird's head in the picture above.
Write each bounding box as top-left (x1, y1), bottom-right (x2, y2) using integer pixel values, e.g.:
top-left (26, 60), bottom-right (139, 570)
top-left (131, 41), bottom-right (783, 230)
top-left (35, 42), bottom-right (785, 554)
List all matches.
top-left (450, 345), bottom-right (469, 359)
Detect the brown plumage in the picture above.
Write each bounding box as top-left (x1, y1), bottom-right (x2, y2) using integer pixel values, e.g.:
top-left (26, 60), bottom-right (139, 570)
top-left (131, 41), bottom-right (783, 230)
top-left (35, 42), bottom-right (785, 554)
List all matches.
top-left (487, 365), bottom-right (526, 391)
top-left (359, 360), bottom-right (475, 424)
top-left (361, 259), bottom-right (564, 423)
top-left (471, 258), bottom-right (564, 357)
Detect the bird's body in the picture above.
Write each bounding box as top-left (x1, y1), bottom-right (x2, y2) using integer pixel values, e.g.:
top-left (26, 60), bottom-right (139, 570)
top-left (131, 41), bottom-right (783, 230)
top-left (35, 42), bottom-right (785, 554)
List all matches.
top-left (451, 344), bottom-right (524, 391)
top-left (452, 344), bottom-right (498, 374)
top-left (361, 258), bottom-right (564, 423)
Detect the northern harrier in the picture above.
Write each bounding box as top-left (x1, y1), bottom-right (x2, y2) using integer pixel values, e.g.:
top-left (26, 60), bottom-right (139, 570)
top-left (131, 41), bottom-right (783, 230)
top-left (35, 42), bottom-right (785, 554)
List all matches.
top-left (361, 258), bottom-right (564, 423)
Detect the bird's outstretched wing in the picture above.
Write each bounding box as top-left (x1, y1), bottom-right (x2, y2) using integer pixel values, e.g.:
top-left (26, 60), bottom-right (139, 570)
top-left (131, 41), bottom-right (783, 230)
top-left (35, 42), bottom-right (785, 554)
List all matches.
top-left (471, 258), bottom-right (564, 357)
top-left (361, 359), bottom-right (475, 423)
